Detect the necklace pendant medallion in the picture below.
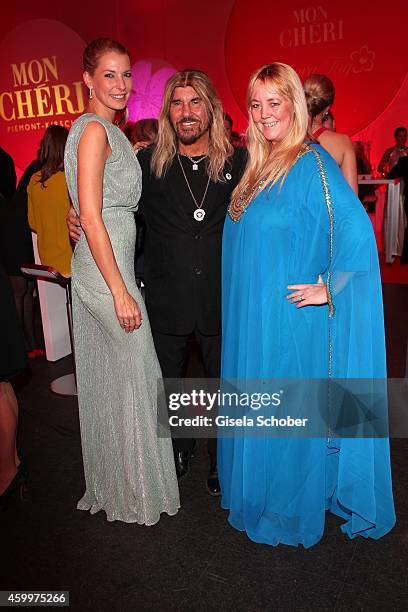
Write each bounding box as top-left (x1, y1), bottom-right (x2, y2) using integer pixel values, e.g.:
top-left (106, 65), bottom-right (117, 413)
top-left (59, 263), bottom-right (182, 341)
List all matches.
top-left (194, 209), bottom-right (205, 221)
top-left (192, 163), bottom-right (198, 170)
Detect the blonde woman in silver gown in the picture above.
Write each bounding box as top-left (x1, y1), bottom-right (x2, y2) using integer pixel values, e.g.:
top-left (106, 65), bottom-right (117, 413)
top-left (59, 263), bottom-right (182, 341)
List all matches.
top-left (64, 38), bottom-right (179, 524)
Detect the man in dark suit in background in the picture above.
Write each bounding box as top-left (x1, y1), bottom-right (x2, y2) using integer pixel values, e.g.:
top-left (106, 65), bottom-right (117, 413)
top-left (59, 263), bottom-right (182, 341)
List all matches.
top-left (0, 146), bottom-right (16, 200)
top-left (388, 155), bottom-right (408, 263)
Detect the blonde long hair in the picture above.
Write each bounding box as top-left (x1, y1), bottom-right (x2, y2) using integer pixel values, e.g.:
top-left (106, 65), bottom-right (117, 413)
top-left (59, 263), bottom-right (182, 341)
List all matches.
top-left (231, 63), bottom-right (308, 206)
top-left (151, 70), bottom-right (233, 182)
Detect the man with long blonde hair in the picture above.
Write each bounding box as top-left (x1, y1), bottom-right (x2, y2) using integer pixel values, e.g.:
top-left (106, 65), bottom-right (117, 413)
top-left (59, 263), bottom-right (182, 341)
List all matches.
top-left (135, 69), bottom-right (246, 494)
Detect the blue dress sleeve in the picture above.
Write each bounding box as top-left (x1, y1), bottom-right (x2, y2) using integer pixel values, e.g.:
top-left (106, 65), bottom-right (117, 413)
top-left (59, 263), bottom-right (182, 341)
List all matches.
top-left (309, 145), bottom-right (395, 539)
top-left (309, 145), bottom-right (386, 378)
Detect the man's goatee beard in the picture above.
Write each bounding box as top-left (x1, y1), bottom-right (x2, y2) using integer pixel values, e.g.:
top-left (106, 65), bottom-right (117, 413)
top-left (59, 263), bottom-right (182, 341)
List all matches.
top-left (177, 126), bottom-right (209, 145)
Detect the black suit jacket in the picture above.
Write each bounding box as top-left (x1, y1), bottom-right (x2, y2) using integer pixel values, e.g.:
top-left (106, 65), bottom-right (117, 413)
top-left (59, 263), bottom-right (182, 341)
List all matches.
top-left (388, 155), bottom-right (408, 261)
top-left (0, 159), bottom-right (40, 275)
top-left (137, 147), bottom-right (246, 335)
top-left (388, 156), bottom-right (408, 182)
top-left (0, 146), bottom-right (16, 200)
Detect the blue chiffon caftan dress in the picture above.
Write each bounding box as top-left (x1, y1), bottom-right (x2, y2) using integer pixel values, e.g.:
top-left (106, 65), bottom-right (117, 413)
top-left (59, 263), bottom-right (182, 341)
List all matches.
top-left (218, 144), bottom-right (395, 548)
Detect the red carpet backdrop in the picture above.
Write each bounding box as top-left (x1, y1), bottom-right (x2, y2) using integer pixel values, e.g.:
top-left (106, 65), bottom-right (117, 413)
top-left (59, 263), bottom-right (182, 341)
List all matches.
top-left (1, 0), bottom-right (407, 172)
top-left (225, 0), bottom-right (407, 136)
top-left (1, 0), bottom-right (408, 285)
top-left (127, 60), bottom-right (177, 122)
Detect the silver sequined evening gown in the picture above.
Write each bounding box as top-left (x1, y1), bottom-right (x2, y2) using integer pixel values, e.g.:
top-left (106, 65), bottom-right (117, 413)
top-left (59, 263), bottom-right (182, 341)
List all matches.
top-left (64, 113), bottom-right (180, 523)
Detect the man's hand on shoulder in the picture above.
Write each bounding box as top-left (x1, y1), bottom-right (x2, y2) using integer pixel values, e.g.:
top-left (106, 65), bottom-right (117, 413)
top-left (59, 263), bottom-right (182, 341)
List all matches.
top-left (133, 140), bottom-right (151, 154)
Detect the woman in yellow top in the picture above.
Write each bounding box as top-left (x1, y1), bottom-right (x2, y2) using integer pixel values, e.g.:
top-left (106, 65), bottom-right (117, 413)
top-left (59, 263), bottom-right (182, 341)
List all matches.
top-left (28, 126), bottom-right (72, 277)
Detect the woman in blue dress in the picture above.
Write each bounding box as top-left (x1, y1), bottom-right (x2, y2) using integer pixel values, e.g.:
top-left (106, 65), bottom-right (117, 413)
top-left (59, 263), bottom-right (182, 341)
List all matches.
top-left (218, 63), bottom-right (395, 548)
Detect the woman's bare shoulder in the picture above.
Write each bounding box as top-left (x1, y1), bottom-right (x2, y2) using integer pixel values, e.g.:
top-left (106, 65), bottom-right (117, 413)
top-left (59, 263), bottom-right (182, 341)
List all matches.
top-left (319, 130), bottom-right (352, 148)
top-left (77, 121), bottom-right (110, 160)
top-left (79, 120), bottom-right (108, 141)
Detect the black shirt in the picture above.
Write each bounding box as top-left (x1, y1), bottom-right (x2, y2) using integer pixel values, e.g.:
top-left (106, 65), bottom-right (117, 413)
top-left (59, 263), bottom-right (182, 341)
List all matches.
top-left (0, 146), bottom-right (16, 200)
top-left (0, 159), bottom-right (41, 275)
top-left (136, 146), bottom-right (247, 334)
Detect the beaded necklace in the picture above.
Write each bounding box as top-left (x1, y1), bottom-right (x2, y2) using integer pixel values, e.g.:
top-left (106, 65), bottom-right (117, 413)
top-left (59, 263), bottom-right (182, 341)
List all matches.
top-left (227, 144), bottom-right (309, 222)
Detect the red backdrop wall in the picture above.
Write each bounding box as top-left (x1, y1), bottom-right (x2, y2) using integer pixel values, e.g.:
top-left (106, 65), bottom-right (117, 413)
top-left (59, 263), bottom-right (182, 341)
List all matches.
top-left (1, 0), bottom-right (407, 174)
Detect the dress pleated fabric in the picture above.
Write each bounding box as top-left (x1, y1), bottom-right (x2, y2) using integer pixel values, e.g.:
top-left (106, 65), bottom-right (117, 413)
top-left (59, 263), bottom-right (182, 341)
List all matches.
top-left (64, 113), bottom-right (180, 523)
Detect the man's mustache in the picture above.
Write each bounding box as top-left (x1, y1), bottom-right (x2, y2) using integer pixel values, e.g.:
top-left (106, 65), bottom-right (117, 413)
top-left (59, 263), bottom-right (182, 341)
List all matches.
top-left (177, 116), bottom-right (200, 126)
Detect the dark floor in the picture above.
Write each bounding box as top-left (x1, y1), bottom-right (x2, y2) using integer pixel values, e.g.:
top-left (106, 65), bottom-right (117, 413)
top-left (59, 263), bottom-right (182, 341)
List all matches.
top-left (1, 284), bottom-right (407, 611)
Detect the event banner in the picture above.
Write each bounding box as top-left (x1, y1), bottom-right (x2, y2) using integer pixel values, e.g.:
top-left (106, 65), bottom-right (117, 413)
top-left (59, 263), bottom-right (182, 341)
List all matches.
top-left (225, 0), bottom-right (408, 134)
top-left (0, 19), bottom-right (86, 173)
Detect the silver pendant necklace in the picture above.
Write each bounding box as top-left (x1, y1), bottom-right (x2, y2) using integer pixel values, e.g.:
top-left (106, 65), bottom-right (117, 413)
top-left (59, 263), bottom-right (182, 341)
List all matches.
top-left (185, 153), bottom-right (207, 171)
top-left (177, 154), bottom-right (211, 221)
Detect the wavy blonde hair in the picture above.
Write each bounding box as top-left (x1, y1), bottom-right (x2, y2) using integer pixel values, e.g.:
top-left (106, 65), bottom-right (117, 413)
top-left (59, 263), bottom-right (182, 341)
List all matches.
top-left (231, 63), bottom-right (308, 206)
top-left (151, 70), bottom-right (233, 182)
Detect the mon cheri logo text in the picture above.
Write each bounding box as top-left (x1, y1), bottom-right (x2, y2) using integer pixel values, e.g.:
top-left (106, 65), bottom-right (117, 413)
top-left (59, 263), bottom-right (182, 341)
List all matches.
top-left (1, 54), bottom-right (85, 133)
top-left (0, 19), bottom-right (86, 172)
